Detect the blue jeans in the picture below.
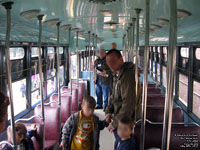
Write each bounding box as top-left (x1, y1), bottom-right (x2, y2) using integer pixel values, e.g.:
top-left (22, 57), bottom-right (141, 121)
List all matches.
top-left (95, 79), bottom-right (110, 109)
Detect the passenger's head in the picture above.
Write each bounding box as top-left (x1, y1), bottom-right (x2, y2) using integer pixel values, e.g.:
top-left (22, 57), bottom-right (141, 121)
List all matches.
top-left (106, 49), bottom-right (123, 73)
top-left (0, 92), bottom-right (9, 133)
top-left (99, 49), bottom-right (106, 59)
top-left (81, 96), bottom-right (96, 117)
top-left (110, 42), bottom-right (117, 49)
top-left (7, 123), bottom-right (27, 145)
top-left (117, 116), bottom-right (134, 140)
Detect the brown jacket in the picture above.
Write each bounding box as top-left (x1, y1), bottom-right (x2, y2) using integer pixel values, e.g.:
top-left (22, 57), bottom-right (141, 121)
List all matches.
top-left (105, 62), bottom-right (142, 128)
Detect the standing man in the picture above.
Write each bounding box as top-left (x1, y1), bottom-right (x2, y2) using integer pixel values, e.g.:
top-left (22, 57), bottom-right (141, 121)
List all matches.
top-left (105, 49), bottom-right (141, 133)
top-left (94, 49), bottom-right (112, 110)
top-left (110, 42), bottom-right (117, 50)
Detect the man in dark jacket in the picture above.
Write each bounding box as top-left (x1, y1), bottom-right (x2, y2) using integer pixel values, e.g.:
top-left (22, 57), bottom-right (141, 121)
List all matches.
top-left (105, 49), bottom-right (142, 132)
top-left (94, 49), bottom-right (112, 110)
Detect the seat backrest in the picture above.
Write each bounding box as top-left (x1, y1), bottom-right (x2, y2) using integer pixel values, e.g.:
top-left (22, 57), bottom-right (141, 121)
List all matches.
top-left (146, 107), bottom-right (184, 122)
top-left (23, 123), bottom-right (42, 150)
top-left (147, 96), bottom-right (165, 106)
top-left (72, 82), bottom-right (85, 104)
top-left (50, 95), bottom-right (71, 123)
top-left (62, 88), bottom-right (78, 113)
top-left (134, 122), bottom-right (200, 150)
top-left (34, 106), bottom-right (59, 141)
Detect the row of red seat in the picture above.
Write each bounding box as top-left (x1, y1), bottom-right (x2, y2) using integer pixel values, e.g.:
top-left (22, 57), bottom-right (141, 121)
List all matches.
top-left (135, 83), bottom-right (200, 149)
top-left (21, 82), bottom-right (86, 150)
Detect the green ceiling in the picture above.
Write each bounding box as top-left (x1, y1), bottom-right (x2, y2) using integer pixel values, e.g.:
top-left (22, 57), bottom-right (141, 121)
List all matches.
top-left (0, 0), bottom-right (200, 51)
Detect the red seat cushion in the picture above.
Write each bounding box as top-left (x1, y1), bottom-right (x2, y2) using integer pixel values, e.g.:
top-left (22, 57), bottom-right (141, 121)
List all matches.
top-left (34, 106), bottom-right (59, 142)
top-left (134, 121), bottom-right (200, 149)
top-left (72, 82), bottom-right (85, 104)
top-left (146, 107), bottom-right (184, 122)
top-left (50, 95), bottom-right (71, 124)
top-left (61, 88), bottom-right (78, 113)
top-left (147, 96), bottom-right (165, 106)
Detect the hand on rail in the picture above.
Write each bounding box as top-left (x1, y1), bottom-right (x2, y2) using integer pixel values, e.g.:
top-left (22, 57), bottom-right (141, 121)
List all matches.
top-left (60, 143), bottom-right (65, 149)
top-left (31, 124), bottom-right (37, 131)
top-left (105, 113), bottom-right (112, 123)
top-left (100, 70), bottom-right (107, 76)
top-left (107, 123), bottom-right (115, 132)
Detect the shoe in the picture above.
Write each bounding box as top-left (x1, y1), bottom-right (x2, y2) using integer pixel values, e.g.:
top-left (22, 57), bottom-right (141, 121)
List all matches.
top-left (95, 106), bottom-right (103, 109)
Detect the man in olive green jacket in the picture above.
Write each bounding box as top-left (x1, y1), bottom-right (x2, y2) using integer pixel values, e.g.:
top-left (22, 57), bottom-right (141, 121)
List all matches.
top-left (105, 49), bottom-right (141, 131)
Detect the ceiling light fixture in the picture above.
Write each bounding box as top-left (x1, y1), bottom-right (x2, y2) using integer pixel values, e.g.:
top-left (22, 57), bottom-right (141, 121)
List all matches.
top-left (177, 9), bottom-right (192, 19)
top-left (20, 9), bottom-right (41, 20)
top-left (150, 24), bottom-right (162, 30)
top-left (157, 18), bottom-right (169, 26)
top-left (44, 18), bottom-right (59, 26)
top-left (88, 0), bottom-right (118, 5)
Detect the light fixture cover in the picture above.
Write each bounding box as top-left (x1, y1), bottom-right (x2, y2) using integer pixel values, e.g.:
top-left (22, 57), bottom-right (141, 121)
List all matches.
top-left (150, 24), bottom-right (162, 30)
top-left (20, 9), bottom-right (41, 20)
top-left (61, 24), bottom-right (71, 30)
top-left (44, 19), bottom-right (59, 26)
top-left (157, 18), bottom-right (169, 26)
top-left (177, 9), bottom-right (192, 19)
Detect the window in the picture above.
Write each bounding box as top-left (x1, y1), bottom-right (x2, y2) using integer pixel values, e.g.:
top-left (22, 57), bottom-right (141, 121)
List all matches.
top-left (47, 77), bottom-right (56, 95)
top-left (179, 74), bottom-right (188, 106)
top-left (48, 47), bottom-right (55, 55)
top-left (163, 47), bottom-right (167, 64)
top-left (31, 47), bottom-right (42, 57)
top-left (193, 80), bottom-right (200, 118)
top-left (31, 74), bottom-right (41, 106)
top-left (10, 47), bottom-right (25, 60)
top-left (180, 47), bottom-right (189, 58)
top-left (195, 48), bottom-right (200, 60)
top-left (59, 66), bottom-right (64, 85)
top-left (59, 47), bottom-right (64, 54)
top-left (8, 79), bottom-right (27, 119)
top-left (71, 55), bottom-right (77, 79)
top-left (158, 47), bottom-right (160, 53)
top-left (157, 64), bottom-right (160, 82)
top-left (162, 66), bottom-right (167, 87)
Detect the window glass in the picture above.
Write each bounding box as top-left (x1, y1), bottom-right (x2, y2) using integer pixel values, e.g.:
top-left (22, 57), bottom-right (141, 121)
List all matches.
top-left (31, 74), bottom-right (40, 91)
top-left (162, 66), bottom-right (167, 87)
top-left (8, 79), bottom-right (27, 119)
top-left (59, 47), bottom-right (64, 54)
top-left (153, 47), bottom-right (156, 52)
top-left (71, 55), bottom-right (77, 79)
top-left (158, 47), bottom-right (160, 53)
top-left (157, 64), bottom-right (160, 82)
top-left (59, 66), bottom-right (64, 85)
top-left (10, 47), bottom-right (25, 60)
top-left (195, 48), bottom-right (200, 60)
top-left (31, 47), bottom-right (43, 57)
top-left (47, 77), bottom-right (56, 95)
top-left (163, 47), bottom-right (167, 54)
top-left (193, 80), bottom-right (200, 118)
top-left (31, 90), bottom-right (41, 106)
top-left (48, 47), bottom-right (55, 55)
top-left (180, 47), bottom-right (189, 58)
top-left (179, 74), bottom-right (188, 106)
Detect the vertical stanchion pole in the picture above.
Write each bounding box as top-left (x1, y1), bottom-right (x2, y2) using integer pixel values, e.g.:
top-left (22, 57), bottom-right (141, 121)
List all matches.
top-left (122, 35), bottom-right (125, 60)
top-left (56, 22), bottom-right (61, 135)
top-left (135, 10), bottom-right (142, 96)
top-left (37, 15), bottom-right (45, 150)
top-left (92, 34), bottom-right (95, 97)
top-left (2, 2), bottom-right (17, 149)
top-left (132, 18), bottom-right (136, 62)
top-left (140, 0), bottom-right (150, 150)
top-left (135, 8), bottom-right (142, 122)
top-left (88, 31), bottom-right (91, 91)
top-left (76, 30), bottom-right (79, 106)
top-left (161, 0), bottom-right (177, 149)
top-left (68, 27), bottom-right (72, 95)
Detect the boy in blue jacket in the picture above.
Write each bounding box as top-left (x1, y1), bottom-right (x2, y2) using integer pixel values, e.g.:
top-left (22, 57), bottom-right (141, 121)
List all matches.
top-left (114, 116), bottom-right (136, 150)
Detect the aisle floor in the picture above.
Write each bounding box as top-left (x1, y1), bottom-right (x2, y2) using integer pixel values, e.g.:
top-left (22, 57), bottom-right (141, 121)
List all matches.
top-left (94, 109), bottom-right (115, 150)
